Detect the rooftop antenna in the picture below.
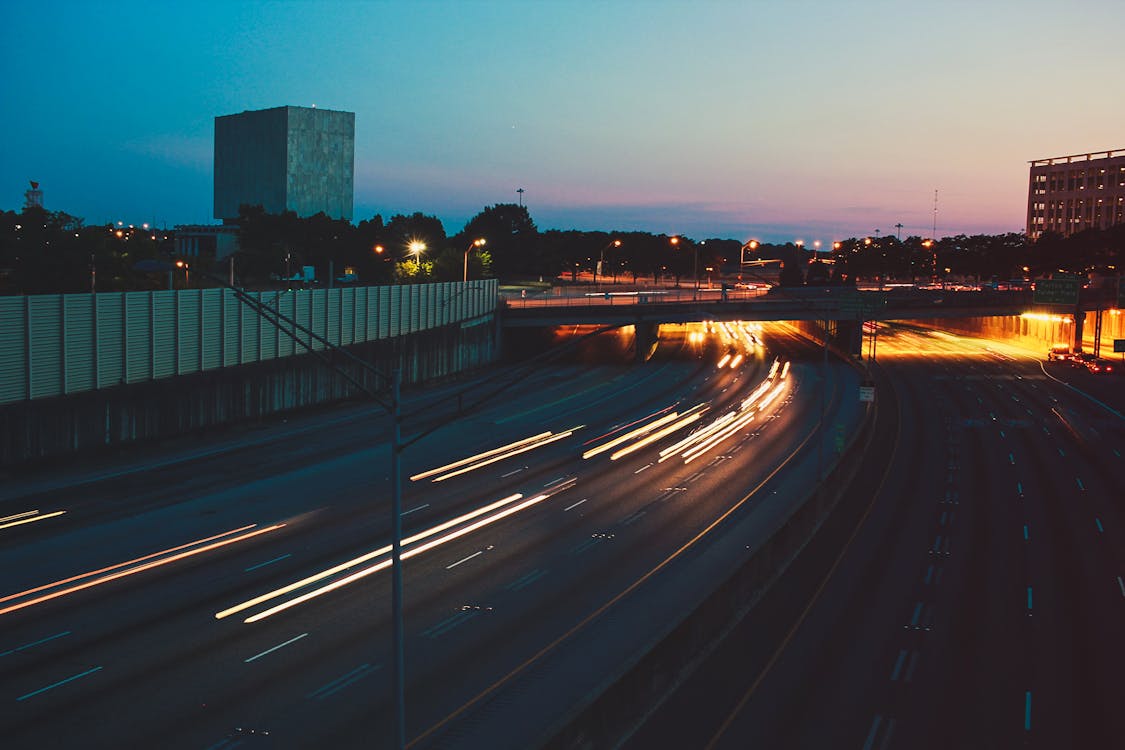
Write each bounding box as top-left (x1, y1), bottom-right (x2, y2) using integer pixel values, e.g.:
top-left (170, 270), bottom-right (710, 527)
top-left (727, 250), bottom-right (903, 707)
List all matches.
top-left (894, 222), bottom-right (903, 240)
top-left (932, 189), bottom-right (938, 239)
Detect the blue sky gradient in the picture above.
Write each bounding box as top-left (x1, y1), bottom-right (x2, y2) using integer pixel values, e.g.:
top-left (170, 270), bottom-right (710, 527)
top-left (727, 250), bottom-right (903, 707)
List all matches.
top-left (3, 0), bottom-right (1123, 242)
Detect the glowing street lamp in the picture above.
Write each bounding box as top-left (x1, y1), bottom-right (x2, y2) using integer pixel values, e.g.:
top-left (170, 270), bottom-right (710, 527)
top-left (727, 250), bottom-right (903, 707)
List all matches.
top-left (595, 239), bottom-right (621, 286)
top-left (463, 238), bottom-right (486, 283)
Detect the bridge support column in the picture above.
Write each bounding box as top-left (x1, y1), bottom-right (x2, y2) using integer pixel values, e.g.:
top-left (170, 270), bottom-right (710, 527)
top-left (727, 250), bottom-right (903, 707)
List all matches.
top-left (634, 321), bottom-right (658, 363)
top-left (1073, 309), bottom-right (1085, 353)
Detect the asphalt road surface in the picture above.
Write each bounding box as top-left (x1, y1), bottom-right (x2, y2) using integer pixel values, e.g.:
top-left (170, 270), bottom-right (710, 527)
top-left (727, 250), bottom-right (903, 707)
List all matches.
top-left (0, 320), bottom-right (861, 749)
top-left (629, 323), bottom-right (1125, 750)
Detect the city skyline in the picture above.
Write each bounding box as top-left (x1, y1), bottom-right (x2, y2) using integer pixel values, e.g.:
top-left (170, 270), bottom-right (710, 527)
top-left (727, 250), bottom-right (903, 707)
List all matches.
top-left (2, 0), bottom-right (1123, 243)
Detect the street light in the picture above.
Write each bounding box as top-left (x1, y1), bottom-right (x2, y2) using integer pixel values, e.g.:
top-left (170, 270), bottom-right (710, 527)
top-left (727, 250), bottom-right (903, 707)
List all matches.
top-left (463, 238), bottom-right (486, 283)
top-left (595, 239), bottom-right (621, 286)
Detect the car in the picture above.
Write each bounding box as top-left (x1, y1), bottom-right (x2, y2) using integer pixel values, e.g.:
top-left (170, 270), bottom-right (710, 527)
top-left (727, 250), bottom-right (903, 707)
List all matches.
top-left (1047, 345), bottom-right (1072, 361)
top-left (1068, 352), bottom-right (1095, 368)
top-left (1085, 357), bottom-right (1115, 374)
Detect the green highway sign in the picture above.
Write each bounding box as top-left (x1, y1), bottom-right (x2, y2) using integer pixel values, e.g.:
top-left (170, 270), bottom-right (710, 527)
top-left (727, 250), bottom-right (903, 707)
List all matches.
top-left (1033, 278), bottom-right (1079, 305)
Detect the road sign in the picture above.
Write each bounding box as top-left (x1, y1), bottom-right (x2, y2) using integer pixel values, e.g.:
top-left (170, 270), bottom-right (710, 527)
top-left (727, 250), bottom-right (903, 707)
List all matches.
top-left (859, 382), bottom-right (875, 402)
top-left (1033, 278), bottom-right (1079, 305)
top-left (1114, 339), bottom-right (1125, 354)
top-left (1117, 276), bottom-right (1125, 308)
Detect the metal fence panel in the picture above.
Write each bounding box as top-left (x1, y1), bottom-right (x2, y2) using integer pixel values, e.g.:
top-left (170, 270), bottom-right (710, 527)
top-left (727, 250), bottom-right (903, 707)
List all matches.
top-left (96, 294), bottom-right (123, 389)
top-left (222, 289), bottom-right (240, 367)
top-left (63, 294), bottom-right (95, 394)
top-left (0, 298), bottom-right (27, 402)
top-left (29, 296), bottom-right (63, 399)
top-left (340, 288), bottom-right (355, 346)
top-left (152, 291), bottom-right (177, 379)
top-left (177, 290), bottom-right (202, 375)
top-left (240, 292), bottom-right (261, 364)
top-left (201, 289), bottom-right (223, 370)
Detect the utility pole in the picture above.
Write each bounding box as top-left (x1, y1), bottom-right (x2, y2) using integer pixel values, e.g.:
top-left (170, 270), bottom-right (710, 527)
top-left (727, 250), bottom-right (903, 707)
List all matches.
top-left (894, 222), bottom-right (903, 240)
top-left (516, 188), bottom-right (524, 207)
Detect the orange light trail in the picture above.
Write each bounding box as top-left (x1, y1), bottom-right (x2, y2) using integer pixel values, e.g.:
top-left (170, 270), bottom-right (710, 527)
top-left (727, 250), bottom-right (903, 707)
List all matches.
top-left (409, 432), bottom-right (552, 481)
top-left (0, 524), bottom-right (285, 617)
top-left (428, 430), bottom-right (578, 482)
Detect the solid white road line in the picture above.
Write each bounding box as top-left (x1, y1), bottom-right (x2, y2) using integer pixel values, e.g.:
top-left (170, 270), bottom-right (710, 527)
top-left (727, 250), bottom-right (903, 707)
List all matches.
top-left (245, 633), bottom-right (308, 663)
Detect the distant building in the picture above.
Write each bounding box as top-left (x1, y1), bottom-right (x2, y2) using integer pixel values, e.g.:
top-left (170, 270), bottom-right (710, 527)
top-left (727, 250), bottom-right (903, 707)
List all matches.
top-left (174, 224), bottom-right (239, 260)
top-left (214, 105), bottom-right (355, 223)
top-left (24, 180), bottom-right (43, 210)
top-left (1027, 148), bottom-right (1125, 240)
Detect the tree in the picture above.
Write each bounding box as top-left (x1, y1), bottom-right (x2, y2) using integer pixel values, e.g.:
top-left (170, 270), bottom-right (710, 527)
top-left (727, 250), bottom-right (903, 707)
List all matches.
top-left (459, 204), bottom-right (538, 279)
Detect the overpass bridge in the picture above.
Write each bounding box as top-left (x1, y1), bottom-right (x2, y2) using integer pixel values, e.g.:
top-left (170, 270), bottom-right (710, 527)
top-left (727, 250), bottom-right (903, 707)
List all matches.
top-left (500, 286), bottom-right (1039, 328)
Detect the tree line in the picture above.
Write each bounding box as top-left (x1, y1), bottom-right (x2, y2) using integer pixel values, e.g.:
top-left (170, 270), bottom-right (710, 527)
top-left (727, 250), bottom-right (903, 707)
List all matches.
top-left (1, 201), bottom-right (1121, 294)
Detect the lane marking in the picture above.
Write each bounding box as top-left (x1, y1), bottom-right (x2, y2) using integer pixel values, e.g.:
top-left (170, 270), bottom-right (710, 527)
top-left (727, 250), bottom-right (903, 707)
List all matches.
top-left (1058, 447), bottom-right (1065, 456)
top-left (862, 715), bottom-right (883, 750)
top-left (1025, 691), bottom-right (1032, 731)
top-left (544, 476), bottom-right (568, 488)
top-left (506, 568), bottom-right (547, 592)
top-left (308, 663), bottom-right (378, 700)
top-left (1095, 518), bottom-right (1103, 534)
top-left (890, 650), bottom-right (907, 681)
top-left (1027, 587), bottom-right (1033, 612)
top-left (924, 565), bottom-right (934, 585)
top-left (634, 463), bottom-right (653, 475)
top-left (17, 666), bottom-right (102, 701)
top-left (446, 550), bottom-right (484, 570)
top-left (500, 467), bottom-right (525, 478)
top-left (402, 504), bottom-right (430, 517)
top-left (1023, 525), bottom-right (1029, 541)
top-left (1118, 576), bottom-right (1125, 598)
top-left (1008, 453), bottom-right (1015, 465)
top-left (245, 554), bottom-right (291, 573)
top-left (244, 633), bottom-right (308, 663)
top-left (904, 651), bottom-right (919, 683)
top-left (1017, 481), bottom-right (1024, 497)
top-left (0, 630), bottom-right (71, 658)
top-left (423, 609), bottom-right (479, 639)
top-left (1076, 477), bottom-right (1085, 491)
top-left (564, 498), bottom-right (588, 511)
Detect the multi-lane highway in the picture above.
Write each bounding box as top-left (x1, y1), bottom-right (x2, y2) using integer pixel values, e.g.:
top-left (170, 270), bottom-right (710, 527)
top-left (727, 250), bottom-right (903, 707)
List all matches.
top-left (0, 321), bottom-right (861, 748)
top-left (630, 324), bottom-right (1125, 749)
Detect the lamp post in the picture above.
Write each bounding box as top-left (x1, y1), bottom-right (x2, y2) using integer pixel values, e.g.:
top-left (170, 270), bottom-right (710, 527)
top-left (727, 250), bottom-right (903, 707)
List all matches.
top-left (463, 238), bottom-right (486, 283)
top-left (595, 239), bottom-right (621, 286)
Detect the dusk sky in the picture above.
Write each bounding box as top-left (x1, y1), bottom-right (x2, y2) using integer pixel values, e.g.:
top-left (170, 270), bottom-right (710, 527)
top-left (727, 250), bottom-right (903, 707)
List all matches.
top-left (3, 0), bottom-right (1123, 243)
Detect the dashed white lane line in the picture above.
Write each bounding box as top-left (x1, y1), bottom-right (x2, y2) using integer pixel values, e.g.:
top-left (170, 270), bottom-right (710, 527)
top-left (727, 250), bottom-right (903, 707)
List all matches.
top-left (446, 550), bottom-right (484, 570)
top-left (1117, 576), bottom-right (1125, 598)
top-left (1076, 477), bottom-right (1085, 491)
top-left (890, 650), bottom-right (907, 681)
top-left (1017, 482), bottom-right (1024, 497)
top-left (1027, 587), bottom-right (1033, 613)
top-left (500, 467), bottom-right (525, 478)
top-left (634, 463), bottom-right (653, 475)
top-left (0, 630), bottom-right (70, 657)
top-left (245, 633), bottom-right (307, 663)
top-left (564, 498), bottom-right (588, 512)
top-left (1025, 691), bottom-right (1032, 731)
top-left (1023, 525), bottom-right (1029, 541)
top-left (402, 503), bottom-right (430, 517)
top-left (1095, 518), bottom-right (1104, 534)
top-left (245, 553), bottom-right (291, 572)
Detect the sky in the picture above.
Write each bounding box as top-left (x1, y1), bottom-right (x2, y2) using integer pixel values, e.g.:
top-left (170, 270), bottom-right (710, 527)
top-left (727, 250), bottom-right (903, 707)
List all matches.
top-left (2, 0), bottom-right (1123, 243)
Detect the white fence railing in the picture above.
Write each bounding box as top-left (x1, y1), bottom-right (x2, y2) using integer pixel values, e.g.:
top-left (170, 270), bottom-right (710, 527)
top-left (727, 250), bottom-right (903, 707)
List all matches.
top-left (0, 279), bottom-right (498, 405)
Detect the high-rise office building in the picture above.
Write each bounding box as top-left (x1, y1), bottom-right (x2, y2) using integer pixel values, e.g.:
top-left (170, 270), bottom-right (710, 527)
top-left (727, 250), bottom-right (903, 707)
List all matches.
top-left (214, 105), bottom-right (355, 222)
top-left (1026, 149), bottom-right (1124, 240)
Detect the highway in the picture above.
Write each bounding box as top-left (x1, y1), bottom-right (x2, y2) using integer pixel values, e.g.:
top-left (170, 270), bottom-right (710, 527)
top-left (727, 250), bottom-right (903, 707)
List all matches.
top-left (629, 324), bottom-right (1125, 749)
top-left (0, 321), bottom-right (862, 749)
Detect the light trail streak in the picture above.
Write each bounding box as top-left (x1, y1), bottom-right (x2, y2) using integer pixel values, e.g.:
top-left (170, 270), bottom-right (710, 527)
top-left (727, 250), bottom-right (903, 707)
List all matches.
top-left (409, 432), bottom-right (552, 481)
top-left (0, 524), bottom-right (285, 617)
top-left (729, 353), bottom-right (744, 369)
top-left (0, 510), bottom-right (66, 531)
top-left (216, 493), bottom-right (526, 620)
top-left (717, 353), bottom-right (732, 369)
top-left (428, 430), bottom-right (577, 482)
top-left (608, 406), bottom-right (708, 461)
top-left (241, 488), bottom-right (568, 624)
top-left (583, 410), bottom-right (694, 459)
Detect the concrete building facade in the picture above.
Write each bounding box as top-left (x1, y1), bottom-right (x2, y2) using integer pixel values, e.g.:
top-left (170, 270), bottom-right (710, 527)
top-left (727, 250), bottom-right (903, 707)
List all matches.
top-left (214, 105), bottom-right (355, 222)
top-left (1027, 148), bottom-right (1125, 240)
